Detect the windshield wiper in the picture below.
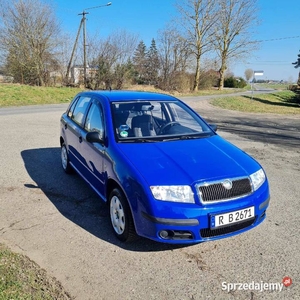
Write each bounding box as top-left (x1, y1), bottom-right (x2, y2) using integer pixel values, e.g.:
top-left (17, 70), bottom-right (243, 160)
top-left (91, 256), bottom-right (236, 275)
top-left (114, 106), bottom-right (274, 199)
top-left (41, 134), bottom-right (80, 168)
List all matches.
top-left (119, 137), bottom-right (158, 143)
top-left (135, 138), bottom-right (158, 143)
top-left (119, 132), bottom-right (212, 143)
top-left (160, 133), bottom-right (212, 141)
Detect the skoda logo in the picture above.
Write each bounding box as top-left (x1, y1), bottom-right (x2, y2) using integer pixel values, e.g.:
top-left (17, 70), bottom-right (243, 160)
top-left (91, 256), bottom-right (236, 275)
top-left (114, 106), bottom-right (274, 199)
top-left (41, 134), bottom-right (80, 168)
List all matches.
top-left (222, 179), bottom-right (233, 190)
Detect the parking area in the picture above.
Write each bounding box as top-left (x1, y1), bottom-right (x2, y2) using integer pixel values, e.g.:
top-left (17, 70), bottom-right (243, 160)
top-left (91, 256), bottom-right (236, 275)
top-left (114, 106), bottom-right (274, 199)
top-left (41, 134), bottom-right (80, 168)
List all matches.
top-left (0, 101), bottom-right (299, 299)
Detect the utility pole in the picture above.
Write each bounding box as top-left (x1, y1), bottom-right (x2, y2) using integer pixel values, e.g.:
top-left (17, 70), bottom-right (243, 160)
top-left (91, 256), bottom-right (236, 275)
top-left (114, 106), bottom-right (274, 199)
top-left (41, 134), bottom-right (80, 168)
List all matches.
top-left (80, 10), bottom-right (88, 87)
top-left (65, 18), bottom-right (84, 84)
top-left (65, 2), bottom-right (112, 87)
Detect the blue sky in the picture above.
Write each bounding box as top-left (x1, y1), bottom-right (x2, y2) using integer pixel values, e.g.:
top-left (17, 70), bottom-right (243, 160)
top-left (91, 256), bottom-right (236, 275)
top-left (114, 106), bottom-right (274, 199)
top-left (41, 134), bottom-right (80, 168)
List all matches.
top-left (53, 0), bottom-right (300, 82)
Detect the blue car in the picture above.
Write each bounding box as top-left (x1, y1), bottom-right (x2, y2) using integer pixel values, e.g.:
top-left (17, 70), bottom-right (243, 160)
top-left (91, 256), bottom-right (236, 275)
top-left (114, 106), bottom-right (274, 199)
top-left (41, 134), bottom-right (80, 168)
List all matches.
top-left (60, 90), bottom-right (270, 244)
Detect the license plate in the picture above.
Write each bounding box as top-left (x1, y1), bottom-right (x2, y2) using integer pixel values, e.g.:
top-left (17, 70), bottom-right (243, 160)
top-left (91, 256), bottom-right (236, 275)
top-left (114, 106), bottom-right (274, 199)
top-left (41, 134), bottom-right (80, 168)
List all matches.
top-left (211, 206), bottom-right (255, 228)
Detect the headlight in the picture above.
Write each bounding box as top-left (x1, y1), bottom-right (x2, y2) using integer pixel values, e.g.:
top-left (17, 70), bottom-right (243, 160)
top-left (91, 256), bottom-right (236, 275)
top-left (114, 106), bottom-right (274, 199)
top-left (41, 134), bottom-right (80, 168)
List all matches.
top-left (150, 185), bottom-right (194, 203)
top-left (250, 169), bottom-right (266, 191)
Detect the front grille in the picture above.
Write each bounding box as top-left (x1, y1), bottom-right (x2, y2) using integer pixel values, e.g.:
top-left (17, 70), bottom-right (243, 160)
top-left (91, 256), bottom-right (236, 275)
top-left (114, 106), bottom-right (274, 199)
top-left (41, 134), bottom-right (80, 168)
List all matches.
top-left (200, 218), bottom-right (255, 238)
top-left (197, 178), bottom-right (252, 203)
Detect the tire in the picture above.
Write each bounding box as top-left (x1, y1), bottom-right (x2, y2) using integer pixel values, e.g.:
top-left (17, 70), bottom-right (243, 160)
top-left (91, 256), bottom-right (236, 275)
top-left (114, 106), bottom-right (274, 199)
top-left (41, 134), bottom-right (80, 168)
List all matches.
top-left (61, 143), bottom-right (73, 174)
top-left (109, 188), bottom-right (137, 242)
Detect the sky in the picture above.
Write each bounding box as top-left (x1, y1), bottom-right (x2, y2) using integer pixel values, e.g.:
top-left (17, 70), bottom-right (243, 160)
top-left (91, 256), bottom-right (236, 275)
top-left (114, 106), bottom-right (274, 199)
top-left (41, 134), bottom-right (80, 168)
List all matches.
top-left (52, 0), bottom-right (300, 82)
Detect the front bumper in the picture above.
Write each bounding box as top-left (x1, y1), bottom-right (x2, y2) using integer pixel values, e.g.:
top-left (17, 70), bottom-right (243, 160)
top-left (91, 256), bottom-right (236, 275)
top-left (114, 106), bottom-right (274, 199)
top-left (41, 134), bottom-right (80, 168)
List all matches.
top-left (135, 187), bottom-right (270, 244)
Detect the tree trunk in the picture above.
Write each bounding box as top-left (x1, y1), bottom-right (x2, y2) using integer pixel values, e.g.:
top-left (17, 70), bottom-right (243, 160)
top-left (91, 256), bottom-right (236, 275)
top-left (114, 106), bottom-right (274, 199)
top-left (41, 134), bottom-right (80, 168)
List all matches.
top-left (193, 56), bottom-right (201, 92)
top-left (218, 62), bottom-right (226, 90)
top-left (218, 69), bottom-right (225, 90)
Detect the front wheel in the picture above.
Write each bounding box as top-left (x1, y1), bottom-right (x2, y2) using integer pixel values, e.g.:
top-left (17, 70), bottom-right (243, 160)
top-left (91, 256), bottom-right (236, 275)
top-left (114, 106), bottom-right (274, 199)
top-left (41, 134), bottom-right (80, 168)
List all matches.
top-left (109, 188), bottom-right (137, 242)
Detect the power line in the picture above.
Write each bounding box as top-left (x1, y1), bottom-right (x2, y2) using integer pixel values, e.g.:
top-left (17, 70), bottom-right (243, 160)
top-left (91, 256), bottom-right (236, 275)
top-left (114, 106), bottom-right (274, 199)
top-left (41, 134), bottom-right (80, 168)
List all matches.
top-left (256, 35), bottom-right (300, 43)
top-left (242, 62), bottom-right (294, 66)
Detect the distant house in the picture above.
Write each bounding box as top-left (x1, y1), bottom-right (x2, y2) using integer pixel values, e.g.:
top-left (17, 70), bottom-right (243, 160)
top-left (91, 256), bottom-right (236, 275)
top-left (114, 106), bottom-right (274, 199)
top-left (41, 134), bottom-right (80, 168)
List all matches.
top-left (0, 74), bottom-right (14, 83)
top-left (71, 65), bottom-right (98, 84)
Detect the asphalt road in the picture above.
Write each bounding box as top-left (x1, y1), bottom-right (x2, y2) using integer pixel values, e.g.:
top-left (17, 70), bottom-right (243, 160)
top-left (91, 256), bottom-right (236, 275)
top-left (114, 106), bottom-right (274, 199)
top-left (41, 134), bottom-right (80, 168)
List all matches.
top-left (0, 98), bottom-right (299, 300)
top-left (182, 92), bottom-right (300, 151)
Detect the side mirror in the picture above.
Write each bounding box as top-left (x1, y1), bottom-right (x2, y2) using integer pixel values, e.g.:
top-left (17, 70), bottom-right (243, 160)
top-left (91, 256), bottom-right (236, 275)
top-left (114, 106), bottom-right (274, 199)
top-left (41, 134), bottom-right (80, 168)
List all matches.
top-left (209, 124), bottom-right (217, 132)
top-left (86, 131), bottom-right (104, 143)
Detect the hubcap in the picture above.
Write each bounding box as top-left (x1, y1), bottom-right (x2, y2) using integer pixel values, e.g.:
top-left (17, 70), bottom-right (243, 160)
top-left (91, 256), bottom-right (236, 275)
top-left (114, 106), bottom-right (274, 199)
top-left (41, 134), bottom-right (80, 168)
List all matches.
top-left (110, 196), bottom-right (125, 235)
top-left (61, 146), bottom-right (68, 170)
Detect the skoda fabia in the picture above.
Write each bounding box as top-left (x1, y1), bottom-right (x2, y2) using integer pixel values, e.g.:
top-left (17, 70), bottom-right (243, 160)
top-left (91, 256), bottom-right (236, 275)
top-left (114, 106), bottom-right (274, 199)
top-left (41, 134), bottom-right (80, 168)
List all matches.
top-left (60, 91), bottom-right (270, 244)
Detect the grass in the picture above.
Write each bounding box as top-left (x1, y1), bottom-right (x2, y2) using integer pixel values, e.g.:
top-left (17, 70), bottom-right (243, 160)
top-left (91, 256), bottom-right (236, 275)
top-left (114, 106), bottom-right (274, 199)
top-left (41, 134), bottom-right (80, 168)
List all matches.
top-left (0, 84), bottom-right (83, 107)
top-left (255, 82), bottom-right (291, 90)
top-left (0, 83), bottom-right (250, 107)
top-left (0, 244), bottom-right (72, 300)
top-left (0, 83), bottom-right (299, 115)
top-left (211, 90), bottom-right (300, 114)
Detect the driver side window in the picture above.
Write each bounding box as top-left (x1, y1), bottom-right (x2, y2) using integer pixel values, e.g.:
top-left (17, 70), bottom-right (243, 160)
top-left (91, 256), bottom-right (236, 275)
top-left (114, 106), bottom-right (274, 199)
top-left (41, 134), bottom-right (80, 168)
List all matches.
top-left (85, 102), bottom-right (104, 133)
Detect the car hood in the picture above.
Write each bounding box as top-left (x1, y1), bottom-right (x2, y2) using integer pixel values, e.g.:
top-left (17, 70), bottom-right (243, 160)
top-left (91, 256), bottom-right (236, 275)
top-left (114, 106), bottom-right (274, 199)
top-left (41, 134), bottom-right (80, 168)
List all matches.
top-left (116, 135), bottom-right (260, 185)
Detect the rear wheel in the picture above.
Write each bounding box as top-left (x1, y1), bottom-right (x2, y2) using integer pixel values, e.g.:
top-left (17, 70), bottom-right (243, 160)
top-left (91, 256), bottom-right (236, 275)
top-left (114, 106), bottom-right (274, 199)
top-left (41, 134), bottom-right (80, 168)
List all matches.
top-left (109, 188), bottom-right (137, 242)
top-left (61, 143), bottom-right (73, 174)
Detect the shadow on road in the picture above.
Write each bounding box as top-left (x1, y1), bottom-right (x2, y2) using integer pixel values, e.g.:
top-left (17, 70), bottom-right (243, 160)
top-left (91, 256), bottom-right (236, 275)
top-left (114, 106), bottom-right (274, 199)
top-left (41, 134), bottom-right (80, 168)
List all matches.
top-left (21, 147), bottom-right (188, 252)
top-left (219, 124), bottom-right (300, 149)
top-left (202, 115), bottom-right (300, 150)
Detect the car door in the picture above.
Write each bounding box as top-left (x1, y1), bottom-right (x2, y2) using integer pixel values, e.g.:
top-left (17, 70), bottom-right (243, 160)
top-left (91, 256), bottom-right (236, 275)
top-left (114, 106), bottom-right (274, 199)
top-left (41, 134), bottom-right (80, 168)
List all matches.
top-left (65, 95), bottom-right (92, 175)
top-left (80, 99), bottom-right (106, 199)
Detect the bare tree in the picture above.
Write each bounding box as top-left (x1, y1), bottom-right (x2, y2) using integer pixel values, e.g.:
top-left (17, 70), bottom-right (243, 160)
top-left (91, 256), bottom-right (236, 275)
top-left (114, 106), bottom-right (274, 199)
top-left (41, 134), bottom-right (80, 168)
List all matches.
top-left (244, 68), bottom-right (254, 82)
top-left (157, 27), bottom-right (191, 91)
top-left (175, 0), bottom-right (219, 91)
top-left (88, 30), bottom-right (138, 89)
top-left (213, 0), bottom-right (259, 90)
top-left (0, 0), bottom-right (61, 85)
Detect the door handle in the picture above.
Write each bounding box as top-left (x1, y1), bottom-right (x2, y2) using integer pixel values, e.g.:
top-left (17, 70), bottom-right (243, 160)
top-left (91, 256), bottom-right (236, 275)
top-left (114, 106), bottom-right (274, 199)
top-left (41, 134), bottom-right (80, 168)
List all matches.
top-left (79, 136), bottom-right (83, 143)
top-left (64, 124), bottom-right (67, 130)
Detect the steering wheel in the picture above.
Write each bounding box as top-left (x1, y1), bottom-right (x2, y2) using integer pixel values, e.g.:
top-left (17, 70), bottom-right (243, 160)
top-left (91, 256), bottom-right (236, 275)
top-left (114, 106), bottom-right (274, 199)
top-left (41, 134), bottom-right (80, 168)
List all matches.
top-left (158, 121), bottom-right (180, 135)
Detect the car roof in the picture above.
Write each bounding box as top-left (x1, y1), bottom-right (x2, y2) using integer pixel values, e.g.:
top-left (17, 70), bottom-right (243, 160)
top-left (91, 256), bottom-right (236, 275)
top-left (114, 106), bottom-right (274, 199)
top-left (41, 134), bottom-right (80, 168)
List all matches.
top-left (79, 90), bottom-right (178, 103)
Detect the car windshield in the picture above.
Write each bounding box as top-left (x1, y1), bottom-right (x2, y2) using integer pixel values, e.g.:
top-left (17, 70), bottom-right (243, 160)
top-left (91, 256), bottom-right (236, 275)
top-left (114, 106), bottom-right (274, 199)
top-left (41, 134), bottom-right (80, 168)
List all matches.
top-left (111, 100), bottom-right (214, 142)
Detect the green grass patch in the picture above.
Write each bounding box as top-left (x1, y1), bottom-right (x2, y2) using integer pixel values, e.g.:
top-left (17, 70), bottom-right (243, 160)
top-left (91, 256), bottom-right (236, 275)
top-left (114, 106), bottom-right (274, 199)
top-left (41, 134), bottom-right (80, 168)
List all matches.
top-left (0, 84), bottom-right (83, 107)
top-left (211, 91), bottom-right (300, 114)
top-left (254, 83), bottom-right (290, 90)
top-left (0, 244), bottom-right (71, 300)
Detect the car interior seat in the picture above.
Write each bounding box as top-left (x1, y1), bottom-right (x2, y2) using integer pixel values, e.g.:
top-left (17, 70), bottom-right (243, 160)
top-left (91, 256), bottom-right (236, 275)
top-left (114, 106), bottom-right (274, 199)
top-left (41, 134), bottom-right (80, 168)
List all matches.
top-left (131, 105), bottom-right (157, 137)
